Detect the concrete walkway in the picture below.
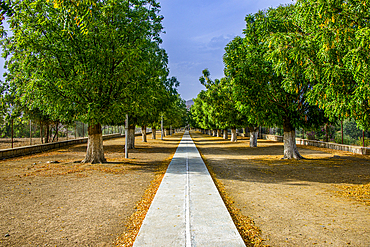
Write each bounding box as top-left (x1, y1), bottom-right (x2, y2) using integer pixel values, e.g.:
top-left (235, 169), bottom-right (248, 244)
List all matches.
top-left (133, 131), bottom-right (245, 246)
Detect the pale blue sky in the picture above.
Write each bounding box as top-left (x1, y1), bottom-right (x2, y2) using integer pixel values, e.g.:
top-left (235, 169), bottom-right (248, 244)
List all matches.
top-left (0, 0), bottom-right (294, 101)
top-left (159, 0), bottom-right (294, 100)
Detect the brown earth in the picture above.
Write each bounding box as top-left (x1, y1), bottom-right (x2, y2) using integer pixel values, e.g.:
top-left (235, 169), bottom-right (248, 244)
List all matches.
top-left (0, 132), bottom-right (183, 247)
top-left (191, 131), bottom-right (370, 247)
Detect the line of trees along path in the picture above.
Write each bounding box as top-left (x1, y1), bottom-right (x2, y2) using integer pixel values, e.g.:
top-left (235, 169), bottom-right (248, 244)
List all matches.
top-left (191, 1), bottom-right (370, 159)
top-left (0, 0), bottom-right (186, 163)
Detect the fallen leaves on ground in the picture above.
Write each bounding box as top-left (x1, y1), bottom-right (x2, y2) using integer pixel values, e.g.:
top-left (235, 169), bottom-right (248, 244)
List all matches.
top-left (191, 131), bottom-right (370, 246)
top-left (197, 149), bottom-right (266, 247)
top-left (114, 155), bottom-right (174, 247)
top-left (334, 183), bottom-right (370, 206)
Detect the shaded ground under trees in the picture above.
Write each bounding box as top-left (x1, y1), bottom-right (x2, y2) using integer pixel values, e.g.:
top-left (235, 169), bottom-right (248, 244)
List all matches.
top-left (192, 131), bottom-right (370, 246)
top-left (0, 133), bottom-right (182, 247)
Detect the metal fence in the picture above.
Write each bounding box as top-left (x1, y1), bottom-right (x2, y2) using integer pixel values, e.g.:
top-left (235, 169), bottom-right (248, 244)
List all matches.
top-left (0, 118), bottom-right (124, 150)
top-left (262, 119), bottom-right (369, 147)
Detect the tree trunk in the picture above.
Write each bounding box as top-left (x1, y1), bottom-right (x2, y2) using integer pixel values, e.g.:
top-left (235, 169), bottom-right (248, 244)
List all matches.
top-left (52, 122), bottom-right (59, 142)
top-left (127, 124), bottom-right (135, 149)
top-left (142, 126), bottom-right (147, 142)
top-left (45, 124), bottom-right (50, 143)
top-left (324, 123), bottom-right (329, 142)
top-left (231, 128), bottom-right (237, 142)
top-left (250, 127), bottom-right (259, 147)
top-left (29, 120), bottom-right (32, 145)
top-left (11, 119), bottom-right (13, 149)
top-left (82, 123), bottom-right (106, 164)
top-left (223, 129), bottom-right (228, 140)
top-left (217, 129), bottom-right (221, 137)
top-left (341, 121), bottom-right (343, 144)
top-left (283, 119), bottom-right (303, 159)
top-left (40, 122), bottom-right (43, 144)
top-left (152, 127), bottom-right (156, 139)
top-left (212, 129), bottom-right (217, 136)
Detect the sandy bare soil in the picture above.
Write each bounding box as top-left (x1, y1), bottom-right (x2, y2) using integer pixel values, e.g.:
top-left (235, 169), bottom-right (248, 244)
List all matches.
top-left (191, 131), bottom-right (370, 246)
top-left (0, 133), bottom-right (182, 247)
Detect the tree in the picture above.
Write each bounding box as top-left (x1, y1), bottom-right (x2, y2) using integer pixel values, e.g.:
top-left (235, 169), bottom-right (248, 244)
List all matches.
top-left (0, 0), bottom-right (13, 37)
top-left (224, 37), bottom-right (273, 147)
top-left (224, 5), bottom-right (326, 159)
top-left (199, 69), bottom-right (247, 142)
top-left (2, 0), bottom-right (164, 163)
top-left (163, 94), bottom-right (187, 131)
top-left (191, 90), bottom-right (214, 135)
top-left (269, 0), bottom-right (370, 130)
top-left (123, 44), bottom-right (171, 147)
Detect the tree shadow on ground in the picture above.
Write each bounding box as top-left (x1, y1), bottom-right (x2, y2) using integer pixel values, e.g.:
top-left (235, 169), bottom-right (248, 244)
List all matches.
top-left (191, 132), bottom-right (370, 186)
top-left (206, 157), bottom-right (370, 185)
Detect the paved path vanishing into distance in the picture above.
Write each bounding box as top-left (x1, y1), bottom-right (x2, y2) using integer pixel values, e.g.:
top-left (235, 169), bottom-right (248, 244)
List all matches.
top-left (133, 131), bottom-right (245, 246)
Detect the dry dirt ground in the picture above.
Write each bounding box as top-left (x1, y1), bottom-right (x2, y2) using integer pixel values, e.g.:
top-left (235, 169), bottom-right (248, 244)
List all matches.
top-left (191, 131), bottom-right (370, 247)
top-left (0, 132), bottom-right (183, 247)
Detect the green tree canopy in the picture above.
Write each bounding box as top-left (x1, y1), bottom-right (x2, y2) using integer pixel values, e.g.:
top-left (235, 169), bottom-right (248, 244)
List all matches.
top-left (269, 0), bottom-right (370, 130)
top-left (224, 5), bottom-right (327, 158)
top-left (2, 0), bottom-right (165, 163)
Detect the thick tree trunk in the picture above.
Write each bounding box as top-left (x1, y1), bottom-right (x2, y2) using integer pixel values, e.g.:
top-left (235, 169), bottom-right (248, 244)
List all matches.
top-left (142, 126), bottom-right (147, 142)
top-left (283, 119), bottom-right (303, 159)
top-left (212, 129), bottom-right (217, 136)
top-left (217, 129), bottom-right (221, 137)
top-left (152, 127), bottom-right (156, 139)
top-left (127, 124), bottom-right (135, 149)
top-left (250, 127), bottom-right (259, 147)
top-left (82, 123), bottom-right (106, 164)
top-left (223, 129), bottom-right (228, 140)
top-left (231, 128), bottom-right (237, 142)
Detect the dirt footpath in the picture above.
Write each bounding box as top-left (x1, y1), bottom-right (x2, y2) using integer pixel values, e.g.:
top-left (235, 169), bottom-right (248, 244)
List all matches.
top-left (0, 133), bottom-right (182, 247)
top-left (191, 131), bottom-right (370, 246)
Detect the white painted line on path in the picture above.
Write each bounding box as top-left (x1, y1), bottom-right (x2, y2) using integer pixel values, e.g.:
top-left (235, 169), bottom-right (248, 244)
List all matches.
top-left (185, 145), bottom-right (192, 246)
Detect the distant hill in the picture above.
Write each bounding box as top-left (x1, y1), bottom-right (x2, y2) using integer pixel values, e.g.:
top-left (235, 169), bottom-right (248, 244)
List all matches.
top-left (186, 100), bottom-right (194, 110)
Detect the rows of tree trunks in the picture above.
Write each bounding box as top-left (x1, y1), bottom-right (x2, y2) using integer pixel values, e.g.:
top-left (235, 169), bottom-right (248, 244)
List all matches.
top-left (190, 1), bottom-right (370, 159)
top-left (0, 0), bottom-right (188, 163)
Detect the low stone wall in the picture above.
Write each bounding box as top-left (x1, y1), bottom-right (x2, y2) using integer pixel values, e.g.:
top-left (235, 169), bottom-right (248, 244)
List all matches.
top-left (261, 134), bottom-right (370, 155)
top-left (0, 134), bottom-right (123, 160)
top-left (296, 138), bottom-right (370, 155)
top-left (262, 134), bottom-right (283, 142)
